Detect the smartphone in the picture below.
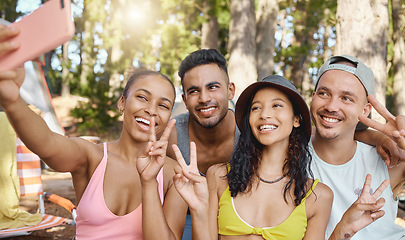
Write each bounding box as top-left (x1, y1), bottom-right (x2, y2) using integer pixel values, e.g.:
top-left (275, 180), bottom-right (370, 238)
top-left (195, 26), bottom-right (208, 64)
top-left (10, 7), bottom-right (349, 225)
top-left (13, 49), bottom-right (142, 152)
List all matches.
top-left (0, 0), bottom-right (75, 71)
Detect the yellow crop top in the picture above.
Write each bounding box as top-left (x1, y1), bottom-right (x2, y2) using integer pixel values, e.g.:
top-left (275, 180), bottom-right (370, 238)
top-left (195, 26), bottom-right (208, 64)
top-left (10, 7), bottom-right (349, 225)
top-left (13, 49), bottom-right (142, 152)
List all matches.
top-left (217, 179), bottom-right (319, 240)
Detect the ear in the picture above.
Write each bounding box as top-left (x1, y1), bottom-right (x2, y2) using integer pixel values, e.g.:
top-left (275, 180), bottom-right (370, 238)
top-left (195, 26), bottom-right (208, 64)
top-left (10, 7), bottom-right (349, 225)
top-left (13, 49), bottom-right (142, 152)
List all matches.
top-left (117, 95), bottom-right (125, 112)
top-left (182, 93), bottom-right (186, 104)
top-left (228, 82), bottom-right (236, 100)
top-left (293, 115), bottom-right (301, 128)
top-left (311, 91), bottom-right (316, 99)
top-left (362, 102), bottom-right (372, 118)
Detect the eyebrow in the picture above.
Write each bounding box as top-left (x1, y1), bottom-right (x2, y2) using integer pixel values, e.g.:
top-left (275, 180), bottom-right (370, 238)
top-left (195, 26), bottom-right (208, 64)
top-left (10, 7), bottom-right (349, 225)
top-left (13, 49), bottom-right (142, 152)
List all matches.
top-left (186, 86), bottom-right (199, 93)
top-left (341, 90), bottom-right (357, 99)
top-left (251, 97), bottom-right (286, 105)
top-left (317, 86), bottom-right (358, 99)
top-left (186, 81), bottom-right (221, 93)
top-left (136, 89), bottom-right (173, 105)
top-left (207, 81), bottom-right (221, 87)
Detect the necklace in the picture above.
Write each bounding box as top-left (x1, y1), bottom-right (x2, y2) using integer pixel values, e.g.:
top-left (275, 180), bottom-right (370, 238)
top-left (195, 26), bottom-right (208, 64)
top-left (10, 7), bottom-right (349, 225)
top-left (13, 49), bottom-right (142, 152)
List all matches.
top-left (259, 175), bottom-right (286, 184)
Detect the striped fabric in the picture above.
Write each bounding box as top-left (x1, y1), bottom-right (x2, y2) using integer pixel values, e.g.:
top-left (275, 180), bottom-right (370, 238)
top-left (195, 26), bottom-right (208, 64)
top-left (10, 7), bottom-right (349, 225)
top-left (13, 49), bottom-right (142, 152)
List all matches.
top-left (0, 214), bottom-right (71, 236)
top-left (16, 138), bottom-right (43, 196)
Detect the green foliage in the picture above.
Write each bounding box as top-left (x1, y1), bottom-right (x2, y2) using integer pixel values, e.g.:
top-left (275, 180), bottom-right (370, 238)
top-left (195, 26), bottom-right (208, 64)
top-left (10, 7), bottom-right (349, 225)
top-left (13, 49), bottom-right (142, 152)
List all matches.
top-left (70, 76), bottom-right (120, 134)
top-left (0, 0), bottom-right (22, 22)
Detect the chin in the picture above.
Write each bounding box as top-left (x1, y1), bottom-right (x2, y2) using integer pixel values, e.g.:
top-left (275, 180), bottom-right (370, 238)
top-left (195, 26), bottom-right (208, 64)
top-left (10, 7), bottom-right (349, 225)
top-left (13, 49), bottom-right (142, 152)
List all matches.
top-left (317, 129), bottom-right (339, 140)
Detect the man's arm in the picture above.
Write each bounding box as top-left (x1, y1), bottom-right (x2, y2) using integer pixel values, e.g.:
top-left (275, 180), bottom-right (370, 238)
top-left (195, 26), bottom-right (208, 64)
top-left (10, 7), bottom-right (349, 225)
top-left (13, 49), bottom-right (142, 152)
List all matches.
top-left (355, 129), bottom-right (401, 166)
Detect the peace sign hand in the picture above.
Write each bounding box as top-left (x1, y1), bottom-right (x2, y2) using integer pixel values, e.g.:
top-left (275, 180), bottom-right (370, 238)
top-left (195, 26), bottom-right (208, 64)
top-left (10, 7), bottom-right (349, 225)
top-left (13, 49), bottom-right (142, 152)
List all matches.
top-left (359, 95), bottom-right (405, 149)
top-left (340, 174), bottom-right (389, 236)
top-left (137, 118), bottom-right (176, 182)
top-left (172, 142), bottom-right (209, 212)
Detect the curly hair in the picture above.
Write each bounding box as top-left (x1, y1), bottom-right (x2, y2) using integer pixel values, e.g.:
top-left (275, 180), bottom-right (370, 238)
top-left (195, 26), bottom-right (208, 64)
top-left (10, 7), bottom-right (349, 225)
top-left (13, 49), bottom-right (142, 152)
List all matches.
top-left (228, 89), bottom-right (313, 206)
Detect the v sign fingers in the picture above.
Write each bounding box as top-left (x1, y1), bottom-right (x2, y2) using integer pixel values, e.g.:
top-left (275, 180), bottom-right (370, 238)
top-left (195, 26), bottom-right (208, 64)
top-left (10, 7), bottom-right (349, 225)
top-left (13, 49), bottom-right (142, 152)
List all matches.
top-left (371, 179), bottom-right (389, 200)
top-left (160, 119), bottom-right (176, 142)
top-left (188, 142), bottom-right (199, 175)
top-left (368, 95), bottom-right (396, 122)
top-left (393, 115), bottom-right (405, 150)
top-left (172, 143), bottom-right (209, 212)
top-left (359, 95), bottom-right (405, 149)
top-left (358, 174), bottom-right (373, 203)
top-left (148, 117), bottom-right (157, 143)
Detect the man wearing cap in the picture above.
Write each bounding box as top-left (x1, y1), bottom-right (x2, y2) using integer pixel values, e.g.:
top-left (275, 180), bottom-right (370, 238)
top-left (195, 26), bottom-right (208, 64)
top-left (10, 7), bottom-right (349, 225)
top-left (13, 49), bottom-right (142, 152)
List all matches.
top-left (310, 55), bottom-right (405, 239)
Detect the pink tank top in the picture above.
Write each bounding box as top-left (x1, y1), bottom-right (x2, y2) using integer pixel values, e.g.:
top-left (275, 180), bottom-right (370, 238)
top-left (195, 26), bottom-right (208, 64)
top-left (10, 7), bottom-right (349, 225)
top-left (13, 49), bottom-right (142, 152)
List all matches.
top-left (75, 143), bottom-right (164, 240)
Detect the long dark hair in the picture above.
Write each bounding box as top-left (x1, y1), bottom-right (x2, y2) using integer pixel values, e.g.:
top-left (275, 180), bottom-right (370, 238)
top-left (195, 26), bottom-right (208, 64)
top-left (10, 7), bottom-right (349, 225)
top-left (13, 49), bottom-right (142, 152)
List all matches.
top-left (228, 88), bottom-right (313, 206)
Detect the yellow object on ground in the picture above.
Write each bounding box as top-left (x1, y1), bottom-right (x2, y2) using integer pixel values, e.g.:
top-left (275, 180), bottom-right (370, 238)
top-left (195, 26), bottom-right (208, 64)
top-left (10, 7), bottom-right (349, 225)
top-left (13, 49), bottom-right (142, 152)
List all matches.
top-left (0, 112), bottom-right (41, 229)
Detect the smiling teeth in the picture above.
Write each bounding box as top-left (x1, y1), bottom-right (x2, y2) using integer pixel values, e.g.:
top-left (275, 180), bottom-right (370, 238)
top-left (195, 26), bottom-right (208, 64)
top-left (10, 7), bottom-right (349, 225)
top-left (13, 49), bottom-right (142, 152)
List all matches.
top-left (323, 117), bottom-right (339, 123)
top-left (260, 125), bottom-right (277, 131)
top-left (136, 117), bottom-right (150, 125)
top-left (200, 107), bottom-right (215, 112)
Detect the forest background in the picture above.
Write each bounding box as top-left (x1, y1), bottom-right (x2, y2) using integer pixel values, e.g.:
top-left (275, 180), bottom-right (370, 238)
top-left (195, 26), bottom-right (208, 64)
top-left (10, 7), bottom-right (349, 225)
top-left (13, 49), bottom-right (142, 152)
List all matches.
top-left (1, 0), bottom-right (404, 138)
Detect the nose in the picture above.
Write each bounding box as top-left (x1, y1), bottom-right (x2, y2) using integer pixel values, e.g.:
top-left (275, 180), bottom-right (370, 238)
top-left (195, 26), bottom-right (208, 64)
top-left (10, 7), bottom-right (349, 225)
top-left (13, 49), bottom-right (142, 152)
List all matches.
top-left (199, 89), bottom-right (211, 103)
top-left (323, 97), bottom-right (340, 112)
top-left (145, 102), bottom-right (158, 116)
top-left (259, 106), bottom-right (273, 120)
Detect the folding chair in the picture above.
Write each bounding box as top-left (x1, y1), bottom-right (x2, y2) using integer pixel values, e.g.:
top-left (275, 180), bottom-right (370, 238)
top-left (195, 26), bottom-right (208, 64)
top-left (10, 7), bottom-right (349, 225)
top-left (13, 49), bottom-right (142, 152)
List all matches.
top-left (0, 138), bottom-right (76, 238)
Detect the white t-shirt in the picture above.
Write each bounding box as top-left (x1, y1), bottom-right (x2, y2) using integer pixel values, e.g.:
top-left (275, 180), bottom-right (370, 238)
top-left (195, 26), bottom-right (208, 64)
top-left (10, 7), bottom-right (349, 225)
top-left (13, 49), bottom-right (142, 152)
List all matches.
top-left (310, 141), bottom-right (405, 240)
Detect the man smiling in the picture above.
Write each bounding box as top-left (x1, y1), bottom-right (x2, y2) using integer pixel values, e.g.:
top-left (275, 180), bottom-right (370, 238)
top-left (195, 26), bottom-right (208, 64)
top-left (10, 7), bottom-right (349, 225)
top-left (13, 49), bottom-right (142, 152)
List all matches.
top-left (166, 49), bottom-right (239, 240)
top-left (309, 55), bottom-right (405, 239)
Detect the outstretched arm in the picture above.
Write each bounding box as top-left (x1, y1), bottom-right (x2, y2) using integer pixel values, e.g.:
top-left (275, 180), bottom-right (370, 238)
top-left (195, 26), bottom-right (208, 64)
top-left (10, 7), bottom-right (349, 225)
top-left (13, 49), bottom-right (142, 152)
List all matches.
top-left (0, 25), bottom-right (88, 173)
top-left (328, 174), bottom-right (389, 240)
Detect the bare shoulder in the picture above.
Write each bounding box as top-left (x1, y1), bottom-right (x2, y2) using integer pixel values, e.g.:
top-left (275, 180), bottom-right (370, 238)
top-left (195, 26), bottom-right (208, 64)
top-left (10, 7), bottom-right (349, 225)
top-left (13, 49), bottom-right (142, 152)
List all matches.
top-left (308, 179), bottom-right (333, 205)
top-left (207, 163), bottom-right (228, 179)
top-left (207, 163), bottom-right (228, 195)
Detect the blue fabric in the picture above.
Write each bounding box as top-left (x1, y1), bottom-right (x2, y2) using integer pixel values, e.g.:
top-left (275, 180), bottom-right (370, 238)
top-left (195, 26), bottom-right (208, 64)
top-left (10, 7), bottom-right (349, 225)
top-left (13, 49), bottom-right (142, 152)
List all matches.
top-left (181, 214), bottom-right (192, 240)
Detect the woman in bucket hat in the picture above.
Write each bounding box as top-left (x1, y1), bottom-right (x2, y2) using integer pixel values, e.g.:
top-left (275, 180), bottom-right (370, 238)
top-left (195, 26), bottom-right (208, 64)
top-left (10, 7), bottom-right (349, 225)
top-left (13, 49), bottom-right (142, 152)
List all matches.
top-left (172, 75), bottom-right (333, 239)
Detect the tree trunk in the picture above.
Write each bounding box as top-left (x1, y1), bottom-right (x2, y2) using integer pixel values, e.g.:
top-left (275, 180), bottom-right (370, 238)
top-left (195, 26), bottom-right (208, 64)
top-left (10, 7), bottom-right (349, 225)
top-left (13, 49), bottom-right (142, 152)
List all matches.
top-left (61, 42), bottom-right (70, 97)
top-left (228, 0), bottom-right (257, 100)
top-left (108, 41), bottom-right (121, 98)
top-left (79, 0), bottom-right (96, 94)
top-left (201, 0), bottom-right (219, 49)
top-left (392, 0), bottom-right (405, 115)
top-left (256, 0), bottom-right (278, 81)
top-left (336, 0), bottom-right (389, 122)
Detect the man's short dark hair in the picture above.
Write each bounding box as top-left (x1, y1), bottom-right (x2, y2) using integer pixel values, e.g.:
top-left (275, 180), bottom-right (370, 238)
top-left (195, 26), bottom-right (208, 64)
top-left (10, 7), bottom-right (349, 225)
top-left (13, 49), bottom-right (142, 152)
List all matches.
top-left (178, 49), bottom-right (228, 86)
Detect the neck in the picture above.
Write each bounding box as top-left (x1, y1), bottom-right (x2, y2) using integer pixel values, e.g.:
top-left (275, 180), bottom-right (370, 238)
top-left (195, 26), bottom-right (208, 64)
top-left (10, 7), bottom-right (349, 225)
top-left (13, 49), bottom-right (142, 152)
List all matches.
top-left (189, 110), bottom-right (235, 144)
top-left (113, 133), bottom-right (148, 162)
top-left (311, 131), bottom-right (357, 165)
top-left (259, 143), bottom-right (288, 176)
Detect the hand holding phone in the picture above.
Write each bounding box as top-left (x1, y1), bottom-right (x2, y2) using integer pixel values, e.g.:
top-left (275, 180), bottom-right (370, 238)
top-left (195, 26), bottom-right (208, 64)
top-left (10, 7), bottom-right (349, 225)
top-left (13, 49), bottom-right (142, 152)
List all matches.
top-left (0, 0), bottom-right (75, 71)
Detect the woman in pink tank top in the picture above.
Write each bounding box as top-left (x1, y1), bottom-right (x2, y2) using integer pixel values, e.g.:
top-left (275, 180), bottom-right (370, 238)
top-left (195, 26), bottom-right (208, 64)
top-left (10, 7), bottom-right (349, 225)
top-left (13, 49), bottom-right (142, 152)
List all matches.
top-left (0, 31), bottom-right (188, 240)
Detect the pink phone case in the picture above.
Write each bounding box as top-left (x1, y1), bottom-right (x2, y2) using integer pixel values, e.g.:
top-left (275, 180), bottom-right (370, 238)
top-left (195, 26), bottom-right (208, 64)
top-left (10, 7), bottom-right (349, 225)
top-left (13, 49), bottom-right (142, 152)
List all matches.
top-left (0, 0), bottom-right (75, 71)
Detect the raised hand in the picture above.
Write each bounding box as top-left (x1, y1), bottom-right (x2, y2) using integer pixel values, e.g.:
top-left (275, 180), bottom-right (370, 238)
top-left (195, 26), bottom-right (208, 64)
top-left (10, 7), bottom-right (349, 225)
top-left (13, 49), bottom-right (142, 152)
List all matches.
top-left (137, 118), bottom-right (175, 182)
top-left (0, 25), bottom-right (25, 107)
top-left (359, 95), bottom-right (405, 149)
top-left (340, 174), bottom-right (389, 236)
top-left (172, 142), bottom-right (209, 212)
